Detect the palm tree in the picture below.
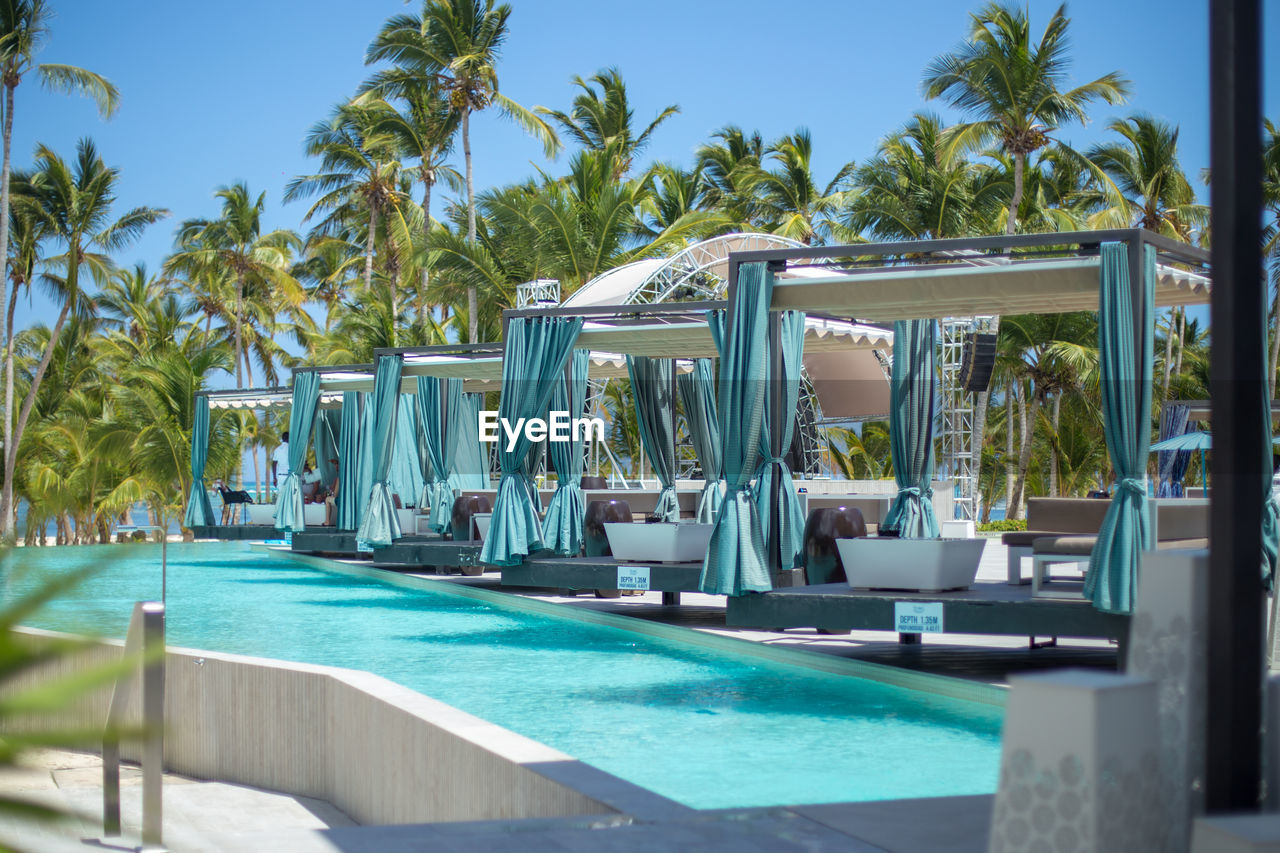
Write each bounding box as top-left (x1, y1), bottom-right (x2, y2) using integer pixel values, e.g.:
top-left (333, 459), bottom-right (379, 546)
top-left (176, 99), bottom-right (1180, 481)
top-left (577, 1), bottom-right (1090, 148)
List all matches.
top-left (165, 182), bottom-right (301, 388)
top-left (696, 125), bottom-right (765, 226)
top-left (286, 103), bottom-right (404, 302)
top-left (0, 0), bottom-right (119, 541)
top-left (922, 1), bottom-right (1126, 516)
top-left (923, 2), bottom-right (1129, 237)
top-left (357, 84), bottom-right (460, 323)
top-left (365, 0), bottom-right (560, 342)
top-left (2, 138), bottom-right (165, 537)
top-left (751, 130), bottom-right (852, 244)
top-left (844, 112), bottom-right (1002, 240)
top-left (535, 67), bottom-right (678, 179)
top-left (1085, 115), bottom-right (1206, 238)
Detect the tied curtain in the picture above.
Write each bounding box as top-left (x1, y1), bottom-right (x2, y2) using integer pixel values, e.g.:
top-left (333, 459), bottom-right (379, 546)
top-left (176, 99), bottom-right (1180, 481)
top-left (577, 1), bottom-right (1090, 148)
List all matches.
top-left (480, 317), bottom-right (584, 566)
top-left (627, 356), bottom-right (679, 523)
top-left (677, 358), bottom-right (723, 523)
top-left (336, 392), bottom-right (361, 529)
top-left (182, 396), bottom-right (215, 528)
top-left (700, 262), bottom-right (772, 596)
top-left (355, 355), bottom-right (404, 549)
top-left (417, 377), bottom-right (454, 534)
top-left (315, 408), bottom-right (341, 490)
top-left (275, 371), bottom-right (321, 533)
top-left (1156, 404), bottom-right (1191, 497)
top-left (543, 349), bottom-right (590, 555)
top-left (1085, 243), bottom-right (1154, 613)
top-left (449, 390), bottom-right (489, 490)
top-left (881, 319), bottom-right (941, 539)
top-left (754, 310), bottom-right (807, 568)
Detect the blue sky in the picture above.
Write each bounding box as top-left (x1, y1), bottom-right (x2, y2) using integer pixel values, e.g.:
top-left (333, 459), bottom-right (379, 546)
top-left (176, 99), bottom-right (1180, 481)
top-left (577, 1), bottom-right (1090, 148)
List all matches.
top-left (13, 0), bottom-right (1280, 336)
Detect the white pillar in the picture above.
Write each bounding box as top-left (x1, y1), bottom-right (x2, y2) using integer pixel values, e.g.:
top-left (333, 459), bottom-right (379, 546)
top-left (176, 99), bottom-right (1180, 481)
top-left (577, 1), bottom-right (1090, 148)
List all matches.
top-left (1126, 549), bottom-right (1209, 852)
top-left (988, 670), bottom-right (1166, 853)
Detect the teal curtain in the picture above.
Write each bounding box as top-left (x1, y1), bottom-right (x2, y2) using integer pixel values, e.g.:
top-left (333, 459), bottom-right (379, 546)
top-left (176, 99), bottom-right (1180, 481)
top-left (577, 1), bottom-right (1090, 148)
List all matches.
top-left (1085, 243), bottom-right (1154, 613)
top-left (449, 391), bottom-right (489, 490)
top-left (480, 317), bottom-right (584, 566)
top-left (355, 393), bottom-right (375, 527)
top-left (182, 396), bottom-right (215, 528)
top-left (755, 311), bottom-right (807, 567)
top-left (543, 349), bottom-right (590, 554)
top-left (356, 355), bottom-right (404, 549)
top-left (388, 394), bottom-right (424, 508)
top-left (275, 371), bottom-right (321, 533)
top-left (315, 408), bottom-right (341, 489)
top-left (627, 356), bottom-right (679, 522)
top-left (417, 377), bottom-right (453, 533)
top-left (336, 392), bottom-right (361, 530)
top-left (881, 320), bottom-right (941, 539)
top-left (708, 309), bottom-right (726, 356)
top-left (700, 262), bottom-right (772, 595)
top-left (677, 359), bottom-right (723, 523)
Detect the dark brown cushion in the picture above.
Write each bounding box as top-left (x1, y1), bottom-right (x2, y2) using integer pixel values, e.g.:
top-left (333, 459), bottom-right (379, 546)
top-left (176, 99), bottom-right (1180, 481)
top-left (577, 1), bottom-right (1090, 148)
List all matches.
top-left (1157, 538), bottom-right (1209, 550)
top-left (1032, 535), bottom-right (1098, 556)
top-left (1003, 530), bottom-right (1061, 547)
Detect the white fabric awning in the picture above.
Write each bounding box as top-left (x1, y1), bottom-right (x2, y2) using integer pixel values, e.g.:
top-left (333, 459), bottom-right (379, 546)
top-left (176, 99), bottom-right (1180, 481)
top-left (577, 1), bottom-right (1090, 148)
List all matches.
top-left (770, 257), bottom-right (1210, 320)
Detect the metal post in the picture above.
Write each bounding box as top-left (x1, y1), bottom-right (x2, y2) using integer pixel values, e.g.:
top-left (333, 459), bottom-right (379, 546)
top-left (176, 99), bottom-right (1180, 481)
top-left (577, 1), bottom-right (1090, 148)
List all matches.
top-left (103, 601), bottom-right (165, 847)
top-left (767, 308), bottom-right (786, 585)
top-left (1206, 0), bottom-right (1264, 813)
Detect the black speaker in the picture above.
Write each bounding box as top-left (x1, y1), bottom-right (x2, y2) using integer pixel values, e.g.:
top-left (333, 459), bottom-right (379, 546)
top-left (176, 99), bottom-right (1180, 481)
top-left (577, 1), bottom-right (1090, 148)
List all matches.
top-left (960, 333), bottom-right (998, 393)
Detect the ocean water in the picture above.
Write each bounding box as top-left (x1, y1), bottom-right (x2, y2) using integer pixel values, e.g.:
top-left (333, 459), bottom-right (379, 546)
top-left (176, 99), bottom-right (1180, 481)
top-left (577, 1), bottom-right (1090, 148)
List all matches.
top-left (3, 542), bottom-right (1004, 809)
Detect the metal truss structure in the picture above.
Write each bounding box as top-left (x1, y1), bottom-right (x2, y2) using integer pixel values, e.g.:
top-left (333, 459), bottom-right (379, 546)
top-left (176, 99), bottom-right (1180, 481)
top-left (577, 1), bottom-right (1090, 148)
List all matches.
top-left (937, 316), bottom-right (995, 521)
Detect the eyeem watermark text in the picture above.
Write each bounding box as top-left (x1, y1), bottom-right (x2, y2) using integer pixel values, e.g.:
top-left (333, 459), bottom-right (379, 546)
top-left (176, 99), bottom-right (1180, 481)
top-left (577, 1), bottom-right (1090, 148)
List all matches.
top-left (479, 410), bottom-right (605, 452)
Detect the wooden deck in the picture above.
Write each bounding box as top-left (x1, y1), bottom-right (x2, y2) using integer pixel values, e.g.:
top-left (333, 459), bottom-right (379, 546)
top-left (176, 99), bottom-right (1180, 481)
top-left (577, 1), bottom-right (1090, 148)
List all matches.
top-left (726, 580), bottom-right (1130, 656)
top-left (501, 556), bottom-right (704, 597)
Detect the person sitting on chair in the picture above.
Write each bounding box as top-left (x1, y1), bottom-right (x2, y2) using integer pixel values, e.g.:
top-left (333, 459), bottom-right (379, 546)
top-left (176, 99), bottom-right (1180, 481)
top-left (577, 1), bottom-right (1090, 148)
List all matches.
top-left (214, 478), bottom-right (254, 525)
top-left (301, 462), bottom-right (323, 503)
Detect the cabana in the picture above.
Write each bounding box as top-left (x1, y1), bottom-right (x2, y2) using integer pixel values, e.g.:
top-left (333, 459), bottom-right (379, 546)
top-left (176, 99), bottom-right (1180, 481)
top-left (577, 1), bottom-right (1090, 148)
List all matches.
top-left (489, 301), bottom-right (897, 600)
top-left (185, 386), bottom-right (342, 539)
top-left (708, 228), bottom-right (1214, 654)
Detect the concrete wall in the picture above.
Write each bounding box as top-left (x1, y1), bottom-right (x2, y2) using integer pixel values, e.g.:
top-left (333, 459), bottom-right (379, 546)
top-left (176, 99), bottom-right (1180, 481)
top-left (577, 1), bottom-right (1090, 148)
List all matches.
top-left (9, 629), bottom-right (689, 827)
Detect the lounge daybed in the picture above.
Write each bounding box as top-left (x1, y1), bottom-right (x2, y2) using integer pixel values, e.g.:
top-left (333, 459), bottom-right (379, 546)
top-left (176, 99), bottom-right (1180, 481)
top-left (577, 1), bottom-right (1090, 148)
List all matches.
top-left (1030, 499), bottom-right (1209, 598)
top-left (1002, 498), bottom-right (1112, 584)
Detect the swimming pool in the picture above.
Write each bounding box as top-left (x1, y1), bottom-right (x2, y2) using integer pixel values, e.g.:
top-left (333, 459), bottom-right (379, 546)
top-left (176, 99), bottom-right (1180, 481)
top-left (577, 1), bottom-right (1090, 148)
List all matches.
top-left (3, 542), bottom-right (1003, 809)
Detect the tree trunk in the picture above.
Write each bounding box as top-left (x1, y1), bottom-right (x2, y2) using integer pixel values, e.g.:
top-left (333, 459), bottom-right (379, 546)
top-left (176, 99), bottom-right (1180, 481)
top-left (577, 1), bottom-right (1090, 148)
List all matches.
top-left (5, 301), bottom-right (71, 500)
top-left (1162, 308), bottom-right (1176, 399)
top-left (0, 82), bottom-right (14, 540)
top-left (364, 205), bottom-right (377, 294)
top-left (1005, 380), bottom-right (1015, 512)
top-left (1176, 308), bottom-right (1186, 376)
top-left (463, 107), bottom-right (478, 343)
top-left (1007, 152), bottom-right (1024, 236)
top-left (1008, 389), bottom-right (1040, 520)
top-left (1049, 392), bottom-right (1062, 497)
top-left (234, 273), bottom-right (244, 388)
top-left (421, 176), bottom-right (432, 331)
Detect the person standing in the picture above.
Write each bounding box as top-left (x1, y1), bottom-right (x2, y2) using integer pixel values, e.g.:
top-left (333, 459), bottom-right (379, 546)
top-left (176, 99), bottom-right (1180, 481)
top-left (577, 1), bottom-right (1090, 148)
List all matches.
top-left (271, 430), bottom-right (290, 494)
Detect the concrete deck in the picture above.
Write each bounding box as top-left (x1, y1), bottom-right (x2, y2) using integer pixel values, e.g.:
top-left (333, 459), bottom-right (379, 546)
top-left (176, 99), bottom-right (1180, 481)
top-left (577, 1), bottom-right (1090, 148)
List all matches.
top-left (0, 749), bottom-right (354, 852)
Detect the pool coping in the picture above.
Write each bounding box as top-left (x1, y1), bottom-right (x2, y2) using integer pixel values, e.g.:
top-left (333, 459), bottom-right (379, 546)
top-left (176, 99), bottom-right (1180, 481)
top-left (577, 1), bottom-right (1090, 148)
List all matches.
top-left (259, 544), bottom-right (1006, 710)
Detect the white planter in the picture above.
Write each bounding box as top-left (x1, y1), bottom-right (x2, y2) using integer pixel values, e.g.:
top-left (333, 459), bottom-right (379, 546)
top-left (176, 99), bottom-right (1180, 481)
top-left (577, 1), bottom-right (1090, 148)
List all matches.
top-left (604, 522), bottom-right (714, 563)
top-left (837, 537), bottom-right (987, 592)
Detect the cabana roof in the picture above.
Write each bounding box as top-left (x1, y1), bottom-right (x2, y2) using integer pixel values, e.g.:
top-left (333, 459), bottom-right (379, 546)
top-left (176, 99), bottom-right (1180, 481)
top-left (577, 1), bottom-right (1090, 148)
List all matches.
top-left (726, 228), bottom-right (1211, 319)
top-left (198, 386), bottom-right (344, 410)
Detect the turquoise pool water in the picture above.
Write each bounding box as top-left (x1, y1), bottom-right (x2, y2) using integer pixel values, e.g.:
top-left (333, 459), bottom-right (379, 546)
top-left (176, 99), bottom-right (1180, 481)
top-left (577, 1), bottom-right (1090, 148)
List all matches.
top-left (3, 542), bottom-right (1003, 809)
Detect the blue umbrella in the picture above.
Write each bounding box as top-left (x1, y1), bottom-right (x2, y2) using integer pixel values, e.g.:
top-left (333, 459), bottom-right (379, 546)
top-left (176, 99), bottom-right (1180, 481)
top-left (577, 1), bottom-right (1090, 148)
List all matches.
top-left (1150, 430), bottom-right (1211, 491)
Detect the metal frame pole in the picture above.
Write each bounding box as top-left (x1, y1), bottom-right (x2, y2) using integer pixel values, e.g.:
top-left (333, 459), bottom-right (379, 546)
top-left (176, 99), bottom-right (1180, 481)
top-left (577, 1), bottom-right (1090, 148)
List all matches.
top-left (1206, 0), bottom-right (1265, 812)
